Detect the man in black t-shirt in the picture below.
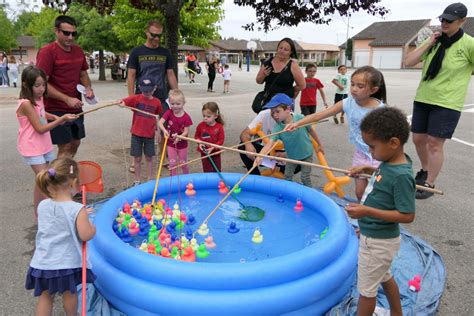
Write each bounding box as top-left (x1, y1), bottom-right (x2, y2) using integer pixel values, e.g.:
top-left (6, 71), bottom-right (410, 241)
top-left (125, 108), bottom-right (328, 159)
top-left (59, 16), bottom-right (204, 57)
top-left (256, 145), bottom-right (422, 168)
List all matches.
top-left (127, 20), bottom-right (178, 173)
top-left (127, 20), bottom-right (178, 112)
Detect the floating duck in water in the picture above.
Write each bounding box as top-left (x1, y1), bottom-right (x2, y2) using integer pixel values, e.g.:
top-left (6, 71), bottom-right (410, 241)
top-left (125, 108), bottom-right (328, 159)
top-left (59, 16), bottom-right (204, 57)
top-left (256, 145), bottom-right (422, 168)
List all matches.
top-left (205, 236), bottom-right (216, 249)
top-left (181, 246), bottom-right (196, 262)
top-left (293, 199), bottom-right (304, 212)
top-left (128, 219), bottom-right (139, 236)
top-left (196, 244), bottom-right (210, 259)
top-left (197, 223), bottom-right (209, 236)
top-left (218, 180), bottom-right (228, 194)
top-left (227, 221), bottom-right (240, 234)
top-left (185, 182), bottom-right (196, 196)
top-left (252, 228), bottom-right (263, 244)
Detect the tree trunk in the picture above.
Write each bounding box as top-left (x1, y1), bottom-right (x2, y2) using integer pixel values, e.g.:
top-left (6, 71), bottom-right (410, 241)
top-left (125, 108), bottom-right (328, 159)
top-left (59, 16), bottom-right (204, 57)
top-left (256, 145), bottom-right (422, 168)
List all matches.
top-left (98, 50), bottom-right (106, 81)
top-left (163, 2), bottom-right (181, 81)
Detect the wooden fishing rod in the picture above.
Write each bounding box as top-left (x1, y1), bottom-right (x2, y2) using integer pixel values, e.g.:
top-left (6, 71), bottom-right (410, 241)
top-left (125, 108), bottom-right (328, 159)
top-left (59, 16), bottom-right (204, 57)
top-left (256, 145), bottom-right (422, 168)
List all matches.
top-left (176, 135), bottom-right (444, 195)
top-left (171, 119), bottom-right (327, 171)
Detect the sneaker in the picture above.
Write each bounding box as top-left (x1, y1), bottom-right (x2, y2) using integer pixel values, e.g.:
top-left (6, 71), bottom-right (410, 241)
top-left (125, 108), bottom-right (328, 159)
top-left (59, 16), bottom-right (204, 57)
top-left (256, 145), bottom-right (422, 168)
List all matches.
top-left (333, 116), bottom-right (339, 124)
top-left (340, 116), bottom-right (344, 124)
top-left (414, 169), bottom-right (427, 185)
top-left (416, 182), bottom-right (435, 199)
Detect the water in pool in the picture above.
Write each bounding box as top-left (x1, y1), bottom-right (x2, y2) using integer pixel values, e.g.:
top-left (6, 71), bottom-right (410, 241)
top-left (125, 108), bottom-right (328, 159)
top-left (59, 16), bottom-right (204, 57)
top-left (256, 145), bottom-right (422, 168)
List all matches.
top-left (114, 189), bottom-right (328, 263)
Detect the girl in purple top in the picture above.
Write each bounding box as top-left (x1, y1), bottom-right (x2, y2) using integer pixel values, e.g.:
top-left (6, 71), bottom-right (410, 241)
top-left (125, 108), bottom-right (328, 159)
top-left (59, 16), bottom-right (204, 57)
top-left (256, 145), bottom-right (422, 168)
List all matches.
top-left (158, 89), bottom-right (193, 175)
top-left (16, 66), bottom-right (77, 219)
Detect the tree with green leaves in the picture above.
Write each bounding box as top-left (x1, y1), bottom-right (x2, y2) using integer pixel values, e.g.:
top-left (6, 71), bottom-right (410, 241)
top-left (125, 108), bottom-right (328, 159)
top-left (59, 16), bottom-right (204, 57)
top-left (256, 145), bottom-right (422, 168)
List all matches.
top-left (0, 8), bottom-right (17, 51)
top-left (44, 0), bottom-right (224, 75)
top-left (14, 11), bottom-right (40, 36)
top-left (26, 7), bottom-right (59, 48)
top-left (346, 38), bottom-right (353, 61)
top-left (68, 3), bottom-right (126, 80)
top-left (233, 0), bottom-right (389, 32)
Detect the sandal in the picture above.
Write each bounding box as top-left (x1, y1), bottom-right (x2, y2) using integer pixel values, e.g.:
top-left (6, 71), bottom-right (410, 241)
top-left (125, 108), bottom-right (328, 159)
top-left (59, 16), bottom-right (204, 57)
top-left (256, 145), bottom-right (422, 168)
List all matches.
top-left (129, 165), bottom-right (135, 173)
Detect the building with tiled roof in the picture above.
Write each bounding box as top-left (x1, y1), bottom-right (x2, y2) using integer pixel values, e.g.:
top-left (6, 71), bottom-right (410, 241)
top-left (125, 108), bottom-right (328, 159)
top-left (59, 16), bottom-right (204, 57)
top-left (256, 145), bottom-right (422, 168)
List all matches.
top-left (348, 17), bottom-right (474, 69)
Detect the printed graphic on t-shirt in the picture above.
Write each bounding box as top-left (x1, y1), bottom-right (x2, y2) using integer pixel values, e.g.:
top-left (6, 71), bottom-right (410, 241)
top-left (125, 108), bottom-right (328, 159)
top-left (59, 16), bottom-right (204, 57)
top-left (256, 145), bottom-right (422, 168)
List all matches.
top-left (361, 169), bottom-right (379, 204)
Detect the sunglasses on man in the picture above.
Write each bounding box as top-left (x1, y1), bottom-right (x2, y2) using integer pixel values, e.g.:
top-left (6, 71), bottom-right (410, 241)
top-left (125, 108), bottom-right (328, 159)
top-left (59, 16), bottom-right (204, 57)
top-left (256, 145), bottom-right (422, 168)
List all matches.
top-left (439, 17), bottom-right (455, 24)
top-left (59, 29), bottom-right (78, 37)
top-left (148, 32), bottom-right (162, 38)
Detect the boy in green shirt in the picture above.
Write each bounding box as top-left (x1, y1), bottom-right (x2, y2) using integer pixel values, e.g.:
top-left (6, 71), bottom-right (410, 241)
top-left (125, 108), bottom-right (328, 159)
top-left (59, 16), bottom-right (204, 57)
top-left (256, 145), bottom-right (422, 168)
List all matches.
top-left (345, 107), bottom-right (416, 316)
top-left (255, 93), bottom-right (323, 187)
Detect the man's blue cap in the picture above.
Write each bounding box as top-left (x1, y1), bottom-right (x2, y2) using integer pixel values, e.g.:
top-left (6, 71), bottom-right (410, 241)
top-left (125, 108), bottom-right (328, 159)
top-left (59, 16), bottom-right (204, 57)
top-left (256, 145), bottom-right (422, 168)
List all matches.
top-left (263, 93), bottom-right (294, 110)
top-left (139, 77), bottom-right (156, 92)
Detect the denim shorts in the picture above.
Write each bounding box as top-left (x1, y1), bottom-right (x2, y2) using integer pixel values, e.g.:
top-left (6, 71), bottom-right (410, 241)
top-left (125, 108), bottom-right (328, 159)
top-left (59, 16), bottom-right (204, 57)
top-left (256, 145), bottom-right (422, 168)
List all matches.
top-left (130, 134), bottom-right (155, 157)
top-left (411, 101), bottom-right (461, 139)
top-left (22, 150), bottom-right (56, 166)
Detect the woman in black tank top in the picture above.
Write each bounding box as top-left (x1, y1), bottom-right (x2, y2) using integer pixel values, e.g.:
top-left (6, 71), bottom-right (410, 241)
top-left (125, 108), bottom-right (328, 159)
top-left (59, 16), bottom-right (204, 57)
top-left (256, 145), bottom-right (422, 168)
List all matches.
top-left (256, 38), bottom-right (305, 103)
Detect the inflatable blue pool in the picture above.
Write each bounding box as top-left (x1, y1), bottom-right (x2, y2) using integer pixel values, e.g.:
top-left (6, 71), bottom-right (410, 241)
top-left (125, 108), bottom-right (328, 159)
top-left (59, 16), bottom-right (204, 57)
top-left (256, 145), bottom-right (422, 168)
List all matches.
top-left (90, 173), bottom-right (358, 315)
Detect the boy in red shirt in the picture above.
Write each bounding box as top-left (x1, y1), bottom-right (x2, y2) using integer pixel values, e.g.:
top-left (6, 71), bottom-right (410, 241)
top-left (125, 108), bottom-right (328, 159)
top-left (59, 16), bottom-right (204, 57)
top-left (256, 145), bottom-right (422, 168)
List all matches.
top-left (121, 78), bottom-right (162, 185)
top-left (299, 63), bottom-right (328, 116)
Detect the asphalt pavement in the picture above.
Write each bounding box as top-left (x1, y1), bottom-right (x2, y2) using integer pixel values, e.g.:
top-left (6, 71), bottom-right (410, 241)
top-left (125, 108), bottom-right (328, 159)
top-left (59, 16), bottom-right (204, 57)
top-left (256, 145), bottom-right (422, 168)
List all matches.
top-left (0, 65), bottom-right (472, 315)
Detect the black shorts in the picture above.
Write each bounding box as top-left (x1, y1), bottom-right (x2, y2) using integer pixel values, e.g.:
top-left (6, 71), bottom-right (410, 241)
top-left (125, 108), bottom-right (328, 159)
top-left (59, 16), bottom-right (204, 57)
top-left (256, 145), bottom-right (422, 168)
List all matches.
top-left (130, 134), bottom-right (155, 157)
top-left (48, 111), bottom-right (85, 145)
top-left (301, 105), bottom-right (316, 116)
top-left (334, 93), bottom-right (348, 103)
top-left (411, 101), bottom-right (461, 139)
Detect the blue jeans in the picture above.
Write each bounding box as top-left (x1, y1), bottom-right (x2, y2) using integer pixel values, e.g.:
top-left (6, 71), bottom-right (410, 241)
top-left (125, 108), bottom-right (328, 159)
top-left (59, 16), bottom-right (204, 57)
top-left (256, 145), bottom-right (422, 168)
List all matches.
top-left (0, 66), bottom-right (8, 85)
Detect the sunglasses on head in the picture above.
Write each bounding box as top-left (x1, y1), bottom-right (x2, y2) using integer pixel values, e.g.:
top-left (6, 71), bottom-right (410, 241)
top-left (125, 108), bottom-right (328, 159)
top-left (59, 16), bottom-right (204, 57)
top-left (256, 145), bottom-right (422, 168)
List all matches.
top-left (149, 32), bottom-right (162, 38)
top-left (59, 29), bottom-right (78, 37)
top-left (439, 17), bottom-right (455, 24)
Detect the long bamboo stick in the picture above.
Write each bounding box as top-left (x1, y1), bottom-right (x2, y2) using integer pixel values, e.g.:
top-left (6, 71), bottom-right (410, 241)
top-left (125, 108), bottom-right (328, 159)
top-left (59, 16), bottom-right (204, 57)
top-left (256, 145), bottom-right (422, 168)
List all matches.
top-left (120, 105), bottom-right (159, 118)
top-left (151, 136), bottom-right (169, 205)
top-left (170, 119), bottom-right (328, 171)
top-left (176, 135), bottom-right (444, 195)
top-left (77, 101), bottom-right (121, 117)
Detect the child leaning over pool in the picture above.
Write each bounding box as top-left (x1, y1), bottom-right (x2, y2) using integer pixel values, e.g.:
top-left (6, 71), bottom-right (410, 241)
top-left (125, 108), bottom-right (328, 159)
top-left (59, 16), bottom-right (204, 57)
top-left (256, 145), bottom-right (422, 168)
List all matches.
top-left (345, 107), bottom-right (415, 316)
top-left (255, 93), bottom-right (324, 187)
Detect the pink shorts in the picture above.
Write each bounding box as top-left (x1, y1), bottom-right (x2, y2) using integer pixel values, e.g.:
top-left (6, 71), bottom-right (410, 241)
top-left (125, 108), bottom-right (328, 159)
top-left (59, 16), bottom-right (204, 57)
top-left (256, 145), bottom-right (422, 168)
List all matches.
top-left (352, 149), bottom-right (381, 169)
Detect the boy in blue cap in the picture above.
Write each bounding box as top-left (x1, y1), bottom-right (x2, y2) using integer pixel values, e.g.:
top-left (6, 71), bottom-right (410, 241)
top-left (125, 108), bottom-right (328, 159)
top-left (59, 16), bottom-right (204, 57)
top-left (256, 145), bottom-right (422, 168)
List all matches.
top-left (255, 93), bottom-right (324, 187)
top-left (121, 77), bottom-right (162, 185)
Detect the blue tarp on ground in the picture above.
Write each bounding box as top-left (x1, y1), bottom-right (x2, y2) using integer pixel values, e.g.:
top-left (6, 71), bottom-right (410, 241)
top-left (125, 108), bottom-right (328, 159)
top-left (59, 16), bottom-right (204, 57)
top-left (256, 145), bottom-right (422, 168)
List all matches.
top-left (326, 195), bottom-right (446, 316)
top-left (79, 195), bottom-right (446, 316)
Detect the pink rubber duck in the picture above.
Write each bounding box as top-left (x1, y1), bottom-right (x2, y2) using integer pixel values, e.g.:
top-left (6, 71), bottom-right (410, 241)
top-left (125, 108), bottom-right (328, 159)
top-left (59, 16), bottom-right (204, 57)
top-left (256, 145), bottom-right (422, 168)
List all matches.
top-left (185, 183), bottom-right (196, 196)
top-left (128, 220), bottom-right (139, 236)
top-left (294, 199), bottom-right (304, 212)
top-left (408, 275), bottom-right (421, 292)
top-left (123, 202), bottom-right (131, 214)
top-left (144, 208), bottom-right (152, 221)
top-left (205, 236), bottom-right (216, 249)
top-left (218, 180), bottom-right (228, 194)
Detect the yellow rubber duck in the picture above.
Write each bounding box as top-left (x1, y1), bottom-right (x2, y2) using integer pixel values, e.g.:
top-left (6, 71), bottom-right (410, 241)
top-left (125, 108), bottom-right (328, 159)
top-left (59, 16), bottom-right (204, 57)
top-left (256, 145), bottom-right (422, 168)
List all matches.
top-left (197, 223), bottom-right (209, 236)
top-left (252, 228), bottom-right (263, 244)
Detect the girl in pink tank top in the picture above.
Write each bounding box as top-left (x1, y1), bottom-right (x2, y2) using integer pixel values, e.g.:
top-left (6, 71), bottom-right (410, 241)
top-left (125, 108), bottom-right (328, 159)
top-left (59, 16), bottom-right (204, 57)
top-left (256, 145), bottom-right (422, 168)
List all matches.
top-left (16, 66), bottom-right (78, 219)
